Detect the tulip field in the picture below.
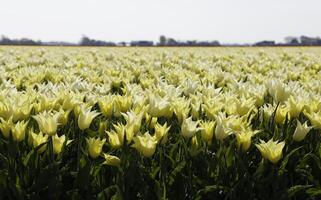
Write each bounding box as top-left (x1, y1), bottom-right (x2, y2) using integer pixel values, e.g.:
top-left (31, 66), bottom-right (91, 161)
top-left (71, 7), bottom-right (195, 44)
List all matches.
top-left (1, 46), bottom-right (321, 199)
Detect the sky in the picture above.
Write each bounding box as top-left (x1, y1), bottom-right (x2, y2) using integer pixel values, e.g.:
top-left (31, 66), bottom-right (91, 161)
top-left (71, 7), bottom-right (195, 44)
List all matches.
top-left (0, 0), bottom-right (321, 44)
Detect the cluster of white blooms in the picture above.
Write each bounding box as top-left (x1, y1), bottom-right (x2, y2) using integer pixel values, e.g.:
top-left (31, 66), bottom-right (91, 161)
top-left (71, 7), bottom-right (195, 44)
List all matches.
top-left (0, 47), bottom-right (320, 163)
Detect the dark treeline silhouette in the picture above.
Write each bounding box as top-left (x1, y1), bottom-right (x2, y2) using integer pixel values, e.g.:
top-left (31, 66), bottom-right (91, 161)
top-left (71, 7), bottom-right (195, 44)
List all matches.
top-left (254, 36), bottom-right (321, 46)
top-left (157, 35), bottom-right (220, 46)
top-left (79, 36), bottom-right (116, 46)
top-left (1, 35), bottom-right (321, 47)
top-left (130, 41), bottom-right (154, 46)
top-left (0, 36), bottom-right (42, 46)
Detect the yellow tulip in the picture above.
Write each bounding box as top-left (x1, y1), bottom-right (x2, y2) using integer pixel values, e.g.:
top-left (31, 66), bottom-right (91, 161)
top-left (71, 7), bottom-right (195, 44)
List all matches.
top-left (145, 113), bottom-right (158, 129)
top-left (122, 110), bottom-right (143, 134)
top-left (11, 120), bottom-right (28, 142)
top-left (285, 96), bottom-right (304, 118)
top-left (0, 117), bottom-right (14, 138)
top-left (267, 80), bottom-right (291, 103)
top-left (147, 95), bottom-right (172, 118)
top-left (255, 139), bottom-right (285, 164)
top-left (181, 117), bottom-right (201, 138)
top-left (12, 105), bottom-right (32, 122)
top-left (78, 105), bottom-right (100, 130)
top-left (214, 113), bottom-right (233, 140)
top-left (57, 109), bottom-right (71, 126)
top-left (61, 92), bottom-right (79, 111)
top-left (106, 129), bottom-right (123, 149)
top-left (154, 122), bottom-right (171, 144)
top-left (98, 97), bottom-right (114, 117)
top-left (274, 106), bottom-right (288, 125)
top-left (86, 137), bottom-right (106, 159)
top-left (293, 120), bottom-right (312, 142)
top-left (200, 121), bottom-right (215, 144)
top-left (305, 111), bottom-right (321, 129)
top-left (0, 102), bottom-right (13, 120)
top-left (113, 95), bottom-right (132, 117)
top-left (132, 132), bottom-right (158, 157)
top-left (103, 153), bottom-right (121, 167)
top-left (33, 111), bottom-right (59, 136)
top-left (34, 95), bottom-right (57, 113)
top-left (52, 134), bottom-right (72, 154)
top-left (172, 98), bottom-right (190, 123)
top-left (30, 131), bottom-right (48, 153)
top-left (235, 129), bottom-right (260, 152)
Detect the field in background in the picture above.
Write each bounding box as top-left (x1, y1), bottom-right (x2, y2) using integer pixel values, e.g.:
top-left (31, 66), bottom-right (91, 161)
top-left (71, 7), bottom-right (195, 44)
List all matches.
top-left (0, 46), bottom-right (321, 199)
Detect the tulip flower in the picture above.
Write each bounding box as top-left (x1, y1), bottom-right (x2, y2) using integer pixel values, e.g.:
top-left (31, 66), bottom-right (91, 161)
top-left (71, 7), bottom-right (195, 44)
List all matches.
top-left (103, 153), bottom-right (121, 167)
top-left (255, 139), bottom-right (285, 164)
top-left (78, 105), bottom-right (100, 130)
top-left (267, 80), bottom-right (291, 103)
top-left (214, 113), bottom-right (233, 140)
top-left (98, 96), bottom-right (114, 117)
top-left (274, 106), bottom-right (288, 124)
top-left (113, 95), bottom-right (132, 117)
top-left (132, 132), bottom-right (158, 157)
top-left (0, 102), bottom-right (13, 120)
top-left (33, 111), bottom-right (59, 136)
top-left (57, 109), bottom-right (71, 127)
top-left (173, 98), bottom-right (190, 123)
top-left (305, 111), bottom-right (321, 129)
top-left (107, 131), bottom-right (122, 149)
top-left (86, 137), bottom-right (106, 159)
top-left (147, 95), bottom-right (172, 118)
top-left (200, 121), bottom-right (215, 144)
top-left (11, 120), bottom-right (28, 142)
top-left (52, 134), bottom-right (72, 154)
top-left (235, 129), bottom-right (260, 152)
top-left (122, 110), bottom-right (143, 135)
top-left (0, 117), bottom-right (14, 138)
top-left (30, 131), bottom-right (48, 153)
top-left (286, 96), bottom-right (304, 118)
top-left (154, 122), bottom-right (171, 144)
top-left (293, 120), bottom-right (312, 142)
top-left (181, 117), bottom-right (201, 138)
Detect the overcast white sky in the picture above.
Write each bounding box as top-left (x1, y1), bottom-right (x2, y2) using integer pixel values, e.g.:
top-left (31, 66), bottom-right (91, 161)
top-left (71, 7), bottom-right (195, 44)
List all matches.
top-left (0, 0), bottom-right (320, 43)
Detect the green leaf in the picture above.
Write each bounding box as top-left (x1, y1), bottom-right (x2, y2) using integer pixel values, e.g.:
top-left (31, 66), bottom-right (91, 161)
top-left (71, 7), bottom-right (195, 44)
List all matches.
top-left (225, 142), bottom-right (235, 169)
top-left (254, 160), bottom-right (265, 179)
top-left (23, 150), bottom-right (34, 167)
top-left (0, 153), bottom-right (8, 165)
top-left (0, 170), bottom-right (8, 187)
top-left (150, 166), bottom-right (160, 179)
top-left (287, 185), bottom-right (312, 197)
top-left (300, 153), bottom-right (321, 171)
top-left (98, 185), bottom-right (123, 200)
top-left (195, 185), bottom-right (229, 199)
top-left (169, 161), bottom-right (186, 186)
top-left (306, 188), bottom-right (321, 197)
top-left (278, 146), bottom-right (302, 175)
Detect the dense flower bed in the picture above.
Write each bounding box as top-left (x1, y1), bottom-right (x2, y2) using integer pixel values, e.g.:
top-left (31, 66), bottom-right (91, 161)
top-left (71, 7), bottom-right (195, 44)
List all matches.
top-left (0, 47), bottom-right (321, 199)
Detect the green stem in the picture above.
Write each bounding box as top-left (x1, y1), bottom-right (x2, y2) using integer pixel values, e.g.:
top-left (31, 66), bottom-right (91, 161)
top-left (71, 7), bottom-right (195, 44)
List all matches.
top-left (161, 146), bottom-right (167, 199)
top-left (77, 130), bottom-right (83, 172)
top-left (48, 136), bottom-right (54, 163)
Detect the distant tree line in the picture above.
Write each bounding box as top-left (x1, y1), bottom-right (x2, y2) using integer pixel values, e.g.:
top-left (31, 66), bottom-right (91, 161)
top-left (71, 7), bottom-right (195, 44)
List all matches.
top-left (79, 36), bottom-right (116, 46)
top-left (1, 35), bottom-right (321, 47)
top-left (254, 36), bottom-right (321, 46)
top-left (157, 35), bottom-right (220, 46)
top-left (0, 36), bottom-right (42, 46)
